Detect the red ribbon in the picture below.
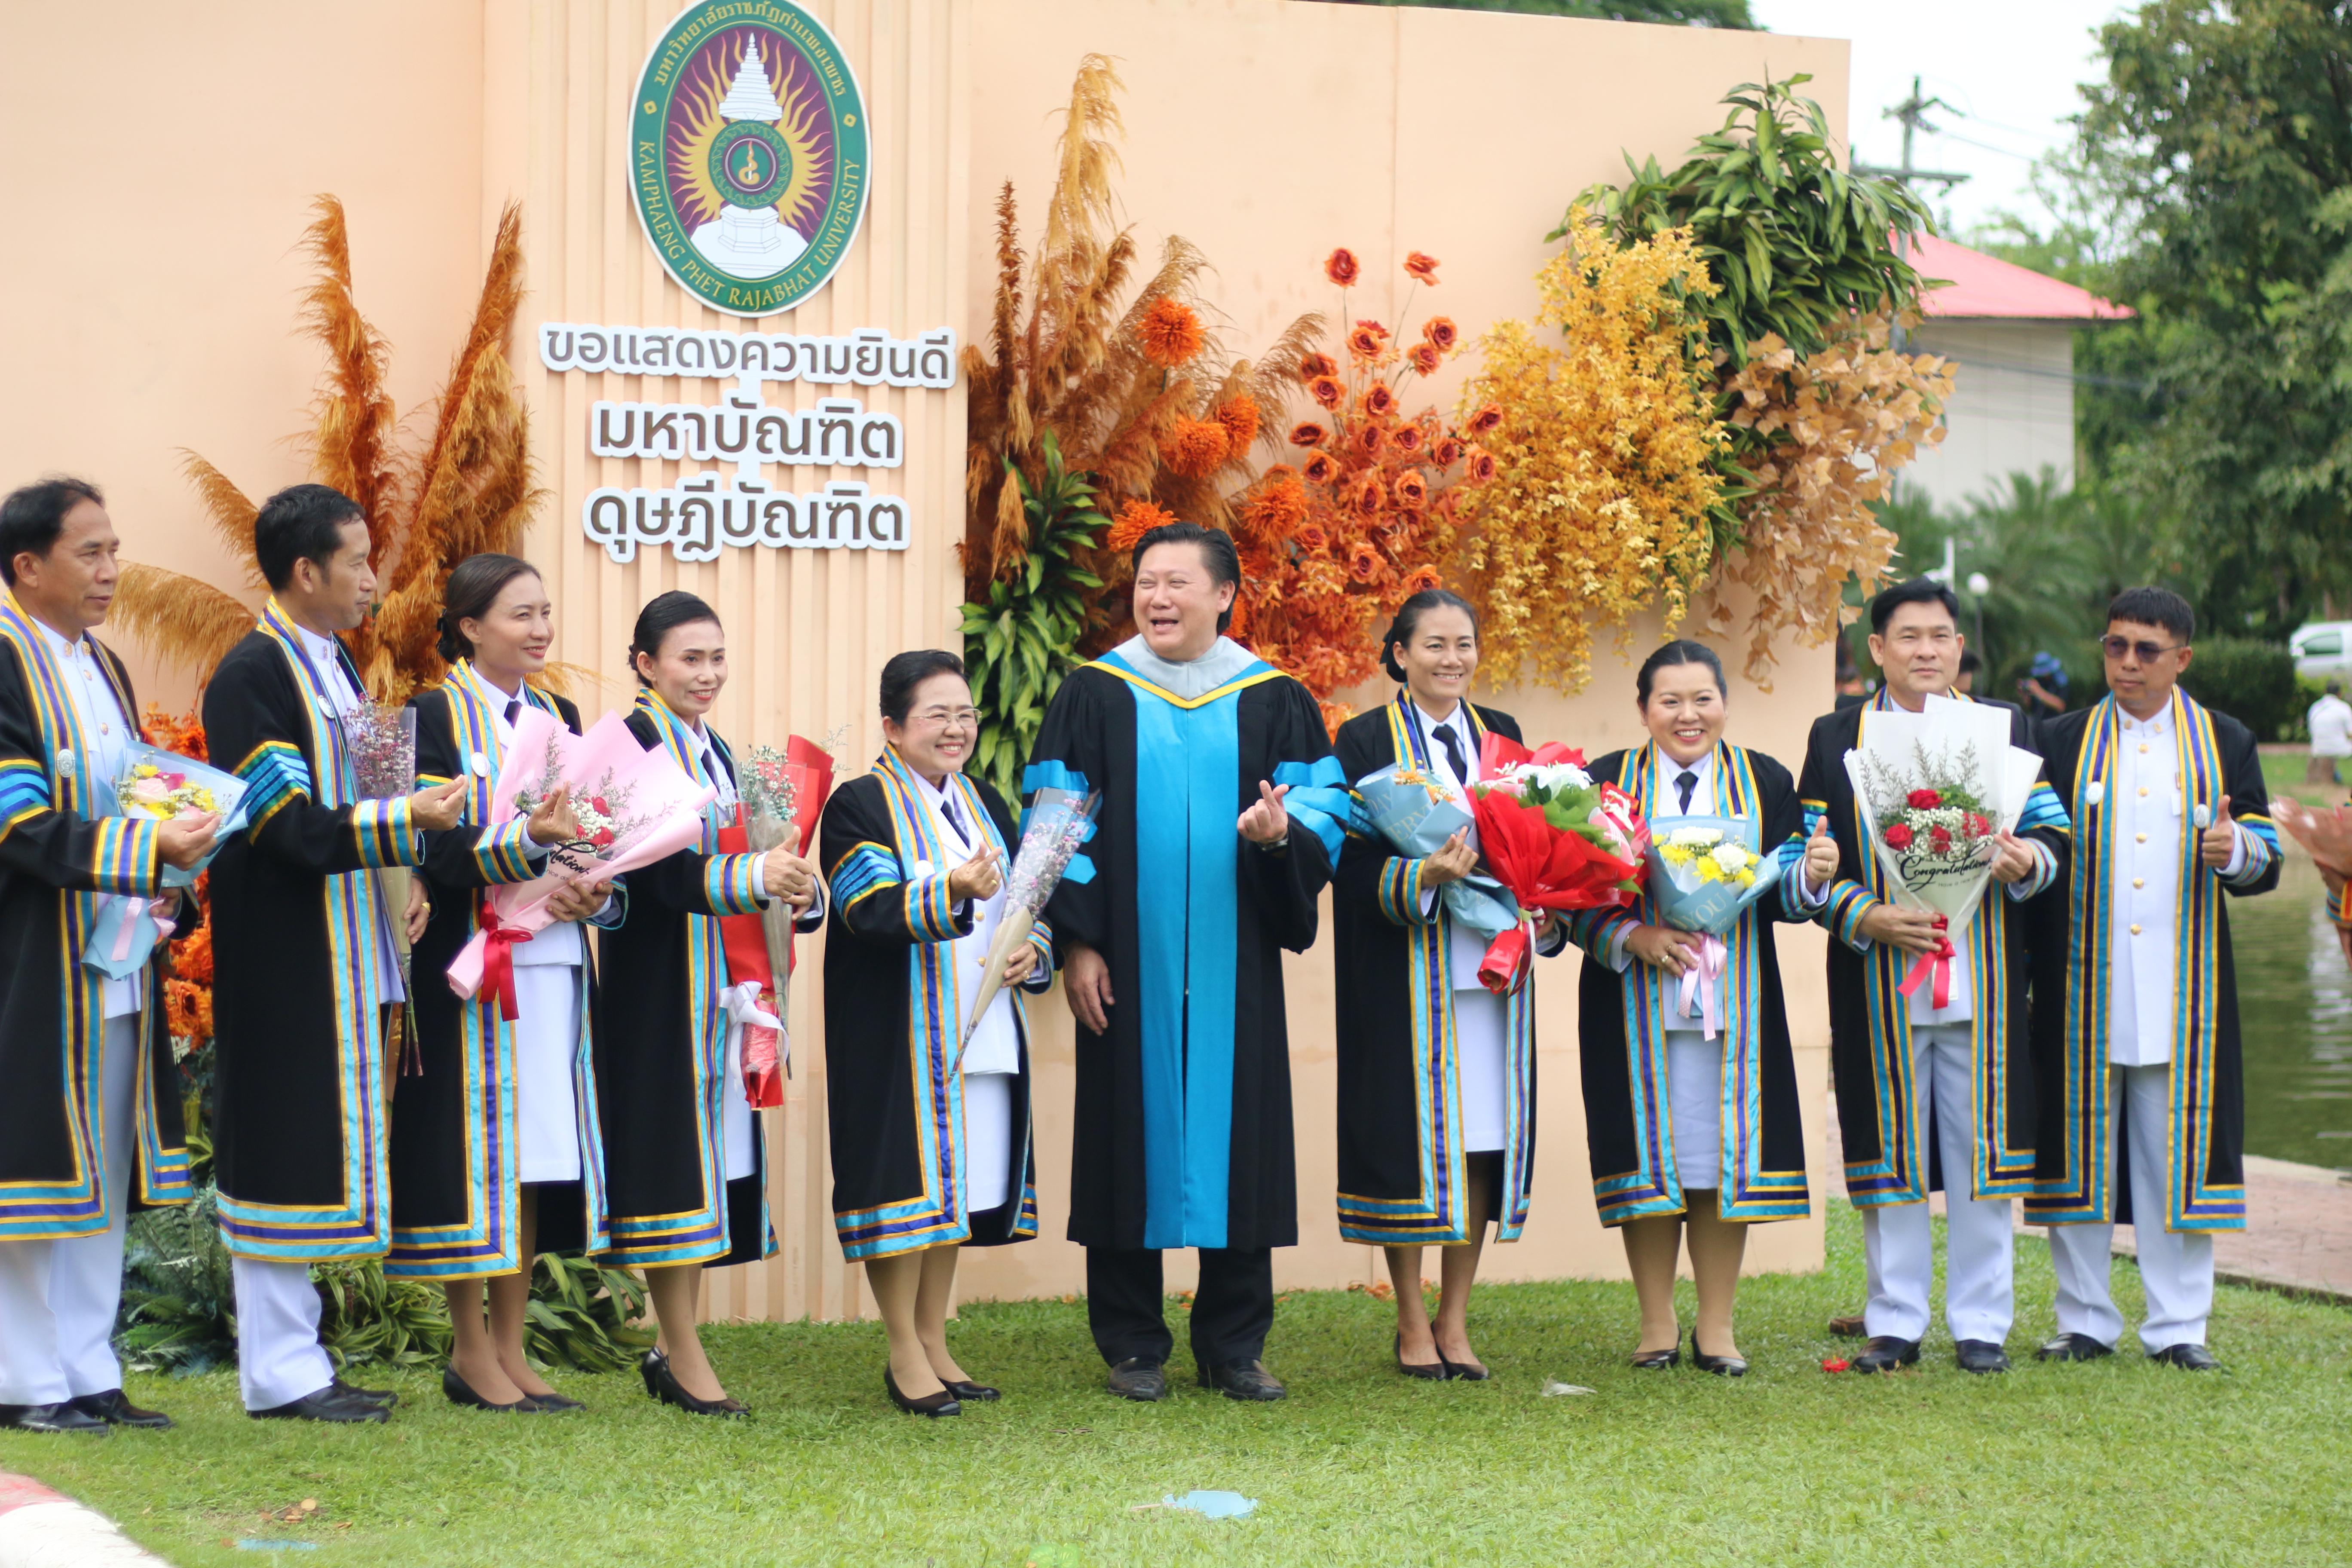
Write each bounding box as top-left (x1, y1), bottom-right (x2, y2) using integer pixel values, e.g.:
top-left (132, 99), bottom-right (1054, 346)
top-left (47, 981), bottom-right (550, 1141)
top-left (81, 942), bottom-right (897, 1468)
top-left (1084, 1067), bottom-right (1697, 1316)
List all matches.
top-left (475, 894), bottom-right (530, 1023)
top-left (1476, 922), bottom-right (1532, 996)
top-left (1896, 916), bottom-right (1955, 1009)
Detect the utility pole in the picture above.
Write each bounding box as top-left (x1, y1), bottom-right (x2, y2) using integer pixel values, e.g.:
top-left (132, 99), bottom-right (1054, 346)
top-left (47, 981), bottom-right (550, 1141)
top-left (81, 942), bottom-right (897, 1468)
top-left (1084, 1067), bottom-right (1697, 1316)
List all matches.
top-left (1855, 76), bottom-right (1972, 348)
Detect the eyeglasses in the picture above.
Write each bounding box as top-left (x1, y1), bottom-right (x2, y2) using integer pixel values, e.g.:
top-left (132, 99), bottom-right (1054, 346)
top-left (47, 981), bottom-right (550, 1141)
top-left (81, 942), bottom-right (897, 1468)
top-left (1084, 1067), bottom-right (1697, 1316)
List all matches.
top-left (2101, 636), bottom-right (2184, 663)
top-left (910, 706), bottom-right (981, 732)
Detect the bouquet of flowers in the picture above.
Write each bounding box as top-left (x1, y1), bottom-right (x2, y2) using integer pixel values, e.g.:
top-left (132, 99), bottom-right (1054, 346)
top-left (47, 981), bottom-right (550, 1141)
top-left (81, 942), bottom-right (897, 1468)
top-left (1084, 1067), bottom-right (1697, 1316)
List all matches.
top-left (1844, 693), bottom-right (2046, 1006)
top-left (954, 786), bottom-right (1101, 1067)
top-left (715, 736), bottom-right (836, 1105)
top-left (344, 702), bottom-right (417, 801)
top-left (447, 708), bottom-right (717, 1016)
top-left (1645, 815), bottom-right (1785, 1038)
top-left (1466, 734), bottom-right (1650, 993)
top-left (84, 744), bottom-right (251, 977)
top-left (1351, 760), bottom-right (1519, 941)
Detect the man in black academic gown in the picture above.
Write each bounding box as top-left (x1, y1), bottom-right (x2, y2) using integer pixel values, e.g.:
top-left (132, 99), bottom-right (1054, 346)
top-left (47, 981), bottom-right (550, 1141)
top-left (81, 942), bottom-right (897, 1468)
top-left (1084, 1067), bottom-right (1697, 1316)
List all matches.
top-left (0, 477), bottom-right (217, 1433)
top-left (205, 484), bottom-right (468, 1422)
top-left (1029, 523), bottom-right (1348, 1403)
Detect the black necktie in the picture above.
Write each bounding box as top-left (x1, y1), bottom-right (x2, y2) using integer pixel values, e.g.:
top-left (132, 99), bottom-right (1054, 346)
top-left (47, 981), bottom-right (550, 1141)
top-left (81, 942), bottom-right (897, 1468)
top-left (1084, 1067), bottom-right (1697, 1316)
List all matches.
top-left (1435, 723), bottom-right (1469, 787)
top-left (504, 699), bottom-right (521, 727)
top-left (1676, 769), bottom-right (1698, 813)
top-left (942, 792), bottom-right (967, 842)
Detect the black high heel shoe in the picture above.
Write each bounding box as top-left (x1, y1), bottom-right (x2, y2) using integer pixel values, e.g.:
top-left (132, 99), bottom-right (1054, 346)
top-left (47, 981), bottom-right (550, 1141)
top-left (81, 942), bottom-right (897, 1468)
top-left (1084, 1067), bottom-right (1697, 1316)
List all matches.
top-left (1689, 1327), bottom-right (1748, 1378)
top-left (442, 1366), bottom-right (536, 1413)
top-left (1437, 1348), bottom-right (1491, 1382)
top-left (885, 1367), bottom-right (961, 1418)
top-left (942, 1380), bottom-right (1000, 1403)
top-left (641, 1348), bottom-right (749, 1418)
top-left (1396, 1332), bottom-right (1449, 1381)
top-left (1631, 1340), bottom-right (1682, 1370)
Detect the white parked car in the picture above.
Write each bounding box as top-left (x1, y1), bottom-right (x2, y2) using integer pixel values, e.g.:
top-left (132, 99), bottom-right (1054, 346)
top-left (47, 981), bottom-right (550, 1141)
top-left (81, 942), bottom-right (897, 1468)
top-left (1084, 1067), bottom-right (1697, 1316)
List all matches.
top-left (2291, 622), bottom-right (2352, 680)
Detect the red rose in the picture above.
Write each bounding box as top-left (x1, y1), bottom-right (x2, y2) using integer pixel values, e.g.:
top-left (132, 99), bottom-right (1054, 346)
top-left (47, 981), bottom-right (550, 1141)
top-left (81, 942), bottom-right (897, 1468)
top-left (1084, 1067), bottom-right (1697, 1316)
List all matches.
top-left (591, 796), bottom-right (610, 814)
top-left (1906, 788), bottom-right (1941, 810)
top-left (591, 827), bottom-right (616, 848)
top-left (1929, 827), bottom-right (1953, 852)
top-left (1288, 420), bottom-right (1329, 448)
top-left (1325, 248), bottom-right (1361, 287)
top-left (1963, 812), bottom-right (1992, 838)
top-left (1883, 824), bottom-right (1915, 850)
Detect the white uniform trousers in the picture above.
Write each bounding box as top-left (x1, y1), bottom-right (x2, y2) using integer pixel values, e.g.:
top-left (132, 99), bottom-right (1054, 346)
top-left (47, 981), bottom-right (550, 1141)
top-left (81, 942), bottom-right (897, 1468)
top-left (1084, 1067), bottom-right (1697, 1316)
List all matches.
top-left (0, 1016), bottom-right (139, 1406)
top-left (1859, 1022), bottom-right (2015, 1345)
top-left (232, 1256), bottom-right (334, 1412)
top-left (962, 1072), bottom-right (1014, 1216)
top-left (2046, 1063), bottom-right (2214, 1352)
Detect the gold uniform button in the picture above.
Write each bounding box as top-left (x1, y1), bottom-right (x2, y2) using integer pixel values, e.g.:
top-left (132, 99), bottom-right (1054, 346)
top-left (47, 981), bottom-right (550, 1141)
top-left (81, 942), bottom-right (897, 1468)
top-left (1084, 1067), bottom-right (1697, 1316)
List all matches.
top-left (2138, 785), bottom-right (2149, 796)
top-left (2136, 833), bottom-right (2148, 843)
top-left (2130, 923), bottom-right (2143, 935)
top-left (2139, 743), bottom-right (2150, 753)
top-left (2133, 877), bottom-right (2144, 888)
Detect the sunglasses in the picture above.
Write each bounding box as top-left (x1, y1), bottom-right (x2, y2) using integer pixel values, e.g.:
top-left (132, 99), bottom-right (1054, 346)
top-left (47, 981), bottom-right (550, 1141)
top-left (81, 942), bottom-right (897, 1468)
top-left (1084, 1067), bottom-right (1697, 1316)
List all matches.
top-left (2101, 635), bottom-right (2183, 663)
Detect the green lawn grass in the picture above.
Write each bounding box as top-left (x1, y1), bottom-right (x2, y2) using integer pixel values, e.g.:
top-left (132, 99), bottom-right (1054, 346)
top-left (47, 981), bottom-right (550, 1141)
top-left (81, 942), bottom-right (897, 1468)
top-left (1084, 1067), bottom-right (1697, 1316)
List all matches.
top-left (5, 1204), bottom-right (2347, 1567)
top-left (2257, 745), bottom-right (2348, 812)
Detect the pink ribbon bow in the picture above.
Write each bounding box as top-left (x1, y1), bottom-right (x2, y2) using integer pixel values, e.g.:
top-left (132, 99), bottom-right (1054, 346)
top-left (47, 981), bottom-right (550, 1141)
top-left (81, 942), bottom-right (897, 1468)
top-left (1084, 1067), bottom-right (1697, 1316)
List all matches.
top-left (1677, 934), bottom-right (1727, 1039)
top-left (109, 897), bottom-right (177, 963)
top-left (1896, 916), bottom-right (1956, 1010)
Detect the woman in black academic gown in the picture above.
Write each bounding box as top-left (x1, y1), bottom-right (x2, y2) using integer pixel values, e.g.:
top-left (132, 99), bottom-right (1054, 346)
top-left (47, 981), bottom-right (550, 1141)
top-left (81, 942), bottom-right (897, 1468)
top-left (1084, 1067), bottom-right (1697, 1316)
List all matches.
top-left (820, 650), bottom-right (1053, 1418)
top-left (1332, 589), bottom-right (1563, 1380)
top-left (1568, 640), bottom-right (1835, 1375)
top-left (389, 554), bottom-right (614, 1412)
top-left (598, 591), bottom-right (823, 1417)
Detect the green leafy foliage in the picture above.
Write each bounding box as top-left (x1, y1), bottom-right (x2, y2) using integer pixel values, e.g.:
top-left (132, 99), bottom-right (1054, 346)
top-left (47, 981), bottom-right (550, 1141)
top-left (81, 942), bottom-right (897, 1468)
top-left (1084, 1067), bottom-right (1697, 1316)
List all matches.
top-left (117, 1186), bottom-right (237, 1375)
top-left (315, 1258), bottom-right (454, 1369)
top-left (526, 1253), bottom-right (655, 1372)
top-left (962, 433), bottom-right (1107, 803)
top-left (2180, 636), bottom-right (2303, 743)
top-left (1571, 75), bottom-right (1935, 370)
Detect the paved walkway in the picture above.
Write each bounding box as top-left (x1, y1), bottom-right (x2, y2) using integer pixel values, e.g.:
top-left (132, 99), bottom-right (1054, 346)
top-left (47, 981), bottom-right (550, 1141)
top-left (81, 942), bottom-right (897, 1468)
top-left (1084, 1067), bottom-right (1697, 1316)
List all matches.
top-left (2110, 1155), bottom-right (2352, 1302)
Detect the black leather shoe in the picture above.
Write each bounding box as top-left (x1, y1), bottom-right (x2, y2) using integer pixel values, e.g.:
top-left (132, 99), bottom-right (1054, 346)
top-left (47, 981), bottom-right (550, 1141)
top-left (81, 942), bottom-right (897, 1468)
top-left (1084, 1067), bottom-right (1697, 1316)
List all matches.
top-left (1439, 1351), bottom-right (1492, 1382)
top-left (249, 1386), bottom-right (390, 1423)
top-left (331, 1377), bottom-right (398, 1409)
top-left (1828, 1313), bottom-right (1868, 1339)
top-left (1848, 1335), bottom-right (1922, 1372)
top-left (442, 1366), bottom-right (534, 1412)
top-left (66, 1389), bottom-right (172, 1429)
top-left (2035, 1332), bottom-right (2115, 1363)
top-left (1106, 1357), bottom-right (1167, 1402)
top-left (942, 1381), bottom-right (999, 1403)
top-left (1690, 1329), bottom-right (1747, 1378)
top-left (641, 1349), bottom-right (748, 1417)
top-left (2150, 1342), bottom-right (2221, 1372)
top-left (1203, 1359), bottom-right (1286, 1402)
top-left (524, 1390), bottom-right (585, 1413)
top-left (0, 1402), bottom-right (110, 1434)
top-left (1630, 1344), bottom-right (1681, 1370)
top-left (1954, 1339), bottom-right (2011, 1375)
top-left (884, 1368), bottom-right (961, 1417)
top-left (1396, 1332), bottom-right (1449, 1381)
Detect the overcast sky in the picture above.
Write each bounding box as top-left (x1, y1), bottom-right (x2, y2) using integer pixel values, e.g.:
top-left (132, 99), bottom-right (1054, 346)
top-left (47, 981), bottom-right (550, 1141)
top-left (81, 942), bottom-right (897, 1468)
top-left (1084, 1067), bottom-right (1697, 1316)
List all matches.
top-left (1748, 0), bottom-right (2132, 236)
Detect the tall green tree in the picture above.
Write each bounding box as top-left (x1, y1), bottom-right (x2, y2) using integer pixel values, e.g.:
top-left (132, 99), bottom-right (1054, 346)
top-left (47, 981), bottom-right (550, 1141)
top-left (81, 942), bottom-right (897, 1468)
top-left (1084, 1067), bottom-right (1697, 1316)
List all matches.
top-left (2075, 0), bottom-right (2352, 634)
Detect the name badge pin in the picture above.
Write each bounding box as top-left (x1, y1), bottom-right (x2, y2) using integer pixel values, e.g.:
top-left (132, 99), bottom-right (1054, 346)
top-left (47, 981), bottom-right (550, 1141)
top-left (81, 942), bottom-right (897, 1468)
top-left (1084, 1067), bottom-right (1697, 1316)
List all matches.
top-left (315, 695), bottom-right (337, 718)
top-left (470, 751), bottom-right (493, 777)
top-left (55, 751), bottom-right (75, 780)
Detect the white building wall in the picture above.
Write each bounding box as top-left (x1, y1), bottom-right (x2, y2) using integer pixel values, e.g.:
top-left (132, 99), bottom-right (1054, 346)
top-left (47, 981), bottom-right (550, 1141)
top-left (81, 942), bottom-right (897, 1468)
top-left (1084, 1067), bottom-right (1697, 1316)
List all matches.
top-left (1899, 319), bottom-right (2077, 511)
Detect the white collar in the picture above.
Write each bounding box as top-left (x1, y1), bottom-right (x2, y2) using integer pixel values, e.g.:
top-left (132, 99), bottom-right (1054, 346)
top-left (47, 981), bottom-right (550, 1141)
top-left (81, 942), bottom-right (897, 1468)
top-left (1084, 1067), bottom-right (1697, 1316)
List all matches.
top-left (909, 767), bottom-right (960, 807)
top-left (1412, 699), bottom-right (1469, 739)
top-left (291, 619), bottom-right (347, 676)
top-left (2119, 702), bottom-right (2174, 735)
top-left (1111, 634), bottom-right (1258, 701)
top-left (28, 614), bottom-right (87, 661)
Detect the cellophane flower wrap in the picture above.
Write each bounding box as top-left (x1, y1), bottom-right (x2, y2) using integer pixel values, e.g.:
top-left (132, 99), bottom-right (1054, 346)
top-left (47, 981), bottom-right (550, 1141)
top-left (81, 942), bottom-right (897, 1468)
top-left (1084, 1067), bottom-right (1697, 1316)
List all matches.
top-left (85, 744), bottom-right (252, 976)
top-left (717, 737), bottom-right (835, 1105)
top-left (1644, 814), bottom-right (1785, 1040)
top-left (1467, 733), bottom-right (1650, 993)
top-left (1843, 693), bottom-right (2047, 1007)
top-left (1351, 761), bottom-right (1518, 940)
top-left (955, 787), bottom-right (1100, 1066)
top-left (447, 708), bottom-right (716, 1014)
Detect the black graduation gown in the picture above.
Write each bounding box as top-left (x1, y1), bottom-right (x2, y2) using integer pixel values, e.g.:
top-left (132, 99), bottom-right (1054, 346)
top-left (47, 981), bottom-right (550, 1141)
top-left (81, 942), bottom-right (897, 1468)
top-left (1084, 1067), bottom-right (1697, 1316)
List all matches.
top-left (1569, 742), bottom-right (1811, 1225)
top-left (1792, 689), bottom-right (2070, 1207)
top-left (819, 753), bottom-right (1051, 1259)
top-left (386, 672), bottom-right (606, 1277)
top-left (0, 603), bottom-right (189, 1241)
top-left (205, 602), bottom-right (425, 1262)
top-left (595, 694), bottom-right (818, 1268)
top-left (1331, 697), bottom-right (1542, 1245)
top-left (1028, 649), bottom-right (1347, 1253)
top-left (2023, 692), bottom-right (2279, 1231)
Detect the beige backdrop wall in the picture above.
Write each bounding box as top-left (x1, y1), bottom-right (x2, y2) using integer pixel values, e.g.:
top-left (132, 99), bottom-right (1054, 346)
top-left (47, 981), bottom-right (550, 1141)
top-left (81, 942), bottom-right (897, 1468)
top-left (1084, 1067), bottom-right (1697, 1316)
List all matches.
top-left (0, 0), bottom-right (1848, 1325)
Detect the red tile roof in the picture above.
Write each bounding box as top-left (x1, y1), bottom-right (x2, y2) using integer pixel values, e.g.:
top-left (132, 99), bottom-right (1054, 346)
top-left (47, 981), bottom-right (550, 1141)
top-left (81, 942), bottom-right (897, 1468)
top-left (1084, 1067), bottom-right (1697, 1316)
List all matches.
top-left (1913, 232), bottom-right (2133, 321)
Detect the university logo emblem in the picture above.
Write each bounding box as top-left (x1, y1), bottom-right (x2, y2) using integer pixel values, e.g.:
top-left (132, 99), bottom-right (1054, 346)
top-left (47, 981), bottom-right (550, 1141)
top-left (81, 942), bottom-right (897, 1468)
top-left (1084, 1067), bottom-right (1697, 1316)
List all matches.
top-left (630, 2), bottom-right (869, 318)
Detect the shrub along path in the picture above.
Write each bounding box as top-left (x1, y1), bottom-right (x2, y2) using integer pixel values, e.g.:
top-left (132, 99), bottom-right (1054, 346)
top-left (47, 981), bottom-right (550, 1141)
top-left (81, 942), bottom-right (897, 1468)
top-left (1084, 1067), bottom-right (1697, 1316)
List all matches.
top-left (2, 1204), bottom-right (2346, 1568)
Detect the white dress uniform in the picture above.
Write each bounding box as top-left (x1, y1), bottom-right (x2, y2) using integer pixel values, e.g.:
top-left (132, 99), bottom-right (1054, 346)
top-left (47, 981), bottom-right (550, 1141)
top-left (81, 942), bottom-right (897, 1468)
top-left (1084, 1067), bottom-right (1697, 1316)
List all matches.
top-left (2046, 702), bottom-right (2246, 1352)
top-left (909, 769), bottom-right (1018, 1213)
top-left (0, 620), bottom-right (150, 1408)
top-left (1406, 700), bottom-right (1519, 1152)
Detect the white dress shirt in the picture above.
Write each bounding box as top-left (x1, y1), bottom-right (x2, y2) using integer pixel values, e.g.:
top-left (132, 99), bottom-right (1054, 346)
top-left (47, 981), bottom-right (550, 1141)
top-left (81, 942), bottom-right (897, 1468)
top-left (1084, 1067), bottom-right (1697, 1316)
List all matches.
top-left (2106, 703), bottom-right (2246, 1066)
top-left (1406, 701), bottom-right (1512, 1152)
top-left (453, 665), bottom-right (585, 968)
top-left (37, 619), bottom-right (141, 1019)
top-left (1605, 752), bottom-right (1720, 1032)
top-left (291, 622), bottom-right (404, 1007)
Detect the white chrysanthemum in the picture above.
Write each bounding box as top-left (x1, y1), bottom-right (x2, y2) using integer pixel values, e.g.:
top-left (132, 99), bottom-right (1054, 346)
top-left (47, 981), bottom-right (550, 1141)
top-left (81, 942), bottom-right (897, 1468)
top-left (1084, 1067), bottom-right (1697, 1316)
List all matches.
top-left (1709, 842), bottom-right (1753, 874)
top-left (1668, 825), bottom-right (1722, 849)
